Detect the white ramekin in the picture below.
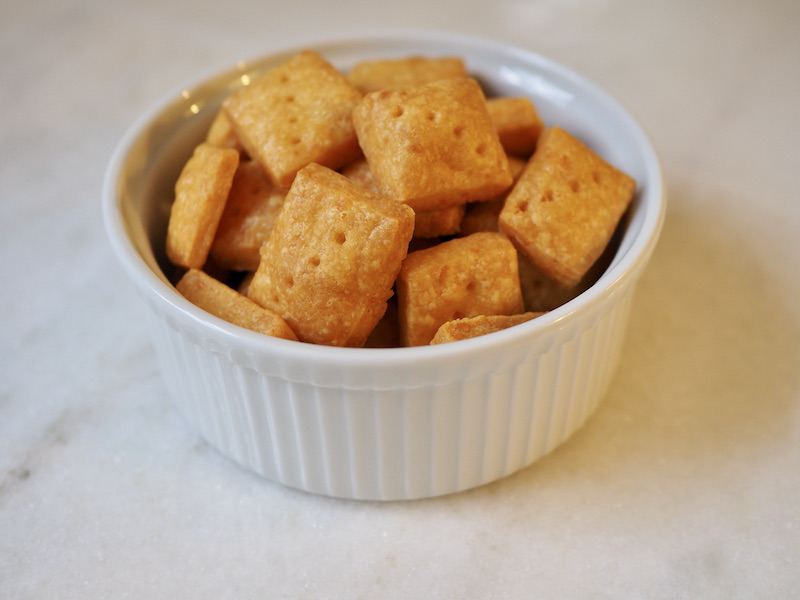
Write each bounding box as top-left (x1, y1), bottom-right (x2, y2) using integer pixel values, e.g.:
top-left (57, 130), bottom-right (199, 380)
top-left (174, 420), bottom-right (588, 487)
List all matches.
top-left (103, 30), bottom-right (665, 500)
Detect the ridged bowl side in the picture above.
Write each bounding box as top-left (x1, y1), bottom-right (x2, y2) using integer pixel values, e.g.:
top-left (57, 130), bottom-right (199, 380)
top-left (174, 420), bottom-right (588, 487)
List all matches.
top-left (143, 285), bottom-right (634, 500)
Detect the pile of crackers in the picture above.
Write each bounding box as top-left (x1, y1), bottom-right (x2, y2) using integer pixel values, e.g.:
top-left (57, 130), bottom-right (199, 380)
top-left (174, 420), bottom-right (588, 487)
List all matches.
top-left (165, 51), bottom-right (635, 347)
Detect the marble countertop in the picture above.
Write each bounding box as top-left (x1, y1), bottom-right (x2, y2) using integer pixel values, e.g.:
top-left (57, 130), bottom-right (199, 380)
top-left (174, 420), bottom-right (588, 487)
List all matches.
top-left (2, 0), bottom-right (799, 597)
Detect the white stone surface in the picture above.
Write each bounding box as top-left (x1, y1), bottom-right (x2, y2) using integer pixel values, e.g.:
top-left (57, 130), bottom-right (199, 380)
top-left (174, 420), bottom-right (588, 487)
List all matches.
top-left (2, 0), bottom-right (799, 597)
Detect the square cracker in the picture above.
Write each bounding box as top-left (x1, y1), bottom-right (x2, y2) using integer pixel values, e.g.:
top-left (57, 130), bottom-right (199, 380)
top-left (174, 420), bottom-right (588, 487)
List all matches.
top-left (205, 109), bottom-right (242, 151)
top-left (341, 158), bottom-right (463, 238)
top-left (166, 143), bottom-right (239, 269)
top-left (430, 312), bottom-right (543, 344)
top-left (396, 232), bottom-right (524, 346)
top-left (247, 163), bottom-right (415, 347)
top-left (177, 268), bottom-right (298, 341)
top-left (210, 160), bottom-right (286, 272)
top-left (352, 77), bottom-right (512, 212)
top-left (223, 50), bottom-right (363, 189)
top-left (412, 204), bottom-right (464, 239)
top-left (498, 126), bottom-right (636, 288)
top-left (458, 156), bottom-right (526, 236)
top-left (486, 97), bottom-right (544, 158)
top-left (347, 56), bottom-right (468, 93)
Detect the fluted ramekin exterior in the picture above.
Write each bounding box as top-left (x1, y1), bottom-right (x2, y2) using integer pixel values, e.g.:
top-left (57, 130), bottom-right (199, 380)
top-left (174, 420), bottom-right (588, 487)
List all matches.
top-left (139, 280), bottom-right (635, 500)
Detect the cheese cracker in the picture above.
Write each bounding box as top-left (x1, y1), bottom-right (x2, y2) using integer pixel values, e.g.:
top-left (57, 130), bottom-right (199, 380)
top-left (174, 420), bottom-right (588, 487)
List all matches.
top-left (352, 78), bottom-right (512, 212)
top-left (177, 268), bottom-right (298, 341)
top-left (166, 143), bottom-right (239, 269)
top-left (247, 163), bottom-right (415, 347)
top-left (341, 158), bottom-right (464, 238)
top-left (396, 232), bottom-right (524, 346)
top-left (223, 50), bottom-right (363, 188)
top-left (499, 127), bottom-right (635, 288)
top-left (210, 160), bottom-right (286, 272)
top-left (486, 97), bottom-right (543, 157)
top-left (430, 312), bottom-right (543, 344)
top-left (347, 56), bottom-right (468, 93)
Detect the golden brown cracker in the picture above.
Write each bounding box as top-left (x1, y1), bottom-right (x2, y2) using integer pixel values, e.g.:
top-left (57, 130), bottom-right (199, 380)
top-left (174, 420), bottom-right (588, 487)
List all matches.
top-left (519, 224), bottom-right (621, 311)
top-left (459, 199), bottom-right (503, 236)
top-left (223, 50), bottom-right (363, 188)
top-left (412, 205), bottom-right (464, 238)
top-left (340, 157), bottom-right (379, 192)
top-left (342, 157), bottom-right (463, 238)
top-left (506, 155), bottom-right (528, 181)
top-left (396, 232), bottom-right (524, 346)
top-left (516, 252), bottom-right (581, 312)
top-left (430, 311), bottom-right (543, 344)
top-left (499, 127), bottom-right (635, 288)
top-left (458, 156), bottom-right (526, 236)
top-left (166, 143), bottom-right (239, 269)
top-left (177, 268), bottom-right (298, 340)
top-left (486, 97), bottom-right (543, 157)
top-left (205, 109), bottom-right (242, 151)
top-left (352, 77), bottom-right (512, 212)
top-left (347, 56), bottom-right (468, 93)
top-left (247, 163), bottom-right (415, 347)
top-left (210, 160), bottom-right (286, 272)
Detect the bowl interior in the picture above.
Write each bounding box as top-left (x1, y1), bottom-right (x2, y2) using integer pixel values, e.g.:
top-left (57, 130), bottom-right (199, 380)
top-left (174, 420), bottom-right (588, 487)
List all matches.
top-left (103, 31), bottom-right (665, 364)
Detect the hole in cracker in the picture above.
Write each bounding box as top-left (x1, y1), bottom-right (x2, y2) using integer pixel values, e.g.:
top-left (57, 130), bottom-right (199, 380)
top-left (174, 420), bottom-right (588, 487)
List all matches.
top-left (290, 136), bottom-right (301, 146)
top-left (453, 125), bottom-right (464, 138)
top-left (309, 256), bottom-right (320, 267)
top-left (465, 281), bottom-right (476, 292)
top-left (517, 200), bottom-right (529, 213)
top-left (569, 179), bottom-right (580, 193)
top-left (285, 95), bottom-right (295, 103)
top-left (426, 112), bottom-right (437, 122)
top-left (335, 231), bottom-right (346, 245)
top-left (592, 171), bottom-right (601, 184)
top-left (540, 190), bottom-right (555, 203)
top-left (284, 275), bottom-right (294, 288)
top-left (391, 106), bottom-right (404, 118)
top-left (475, 142), bottom-right (487, 156)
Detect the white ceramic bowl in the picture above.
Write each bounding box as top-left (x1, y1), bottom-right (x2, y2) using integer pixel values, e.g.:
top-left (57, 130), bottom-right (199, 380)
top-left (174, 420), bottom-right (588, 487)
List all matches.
top-left (103, 31), bottom-right (665, 501)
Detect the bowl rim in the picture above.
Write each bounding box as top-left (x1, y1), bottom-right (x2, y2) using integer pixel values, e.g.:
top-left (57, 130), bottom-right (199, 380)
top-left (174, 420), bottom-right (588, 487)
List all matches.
top-left (102, 29), bottom-right (666, 370)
